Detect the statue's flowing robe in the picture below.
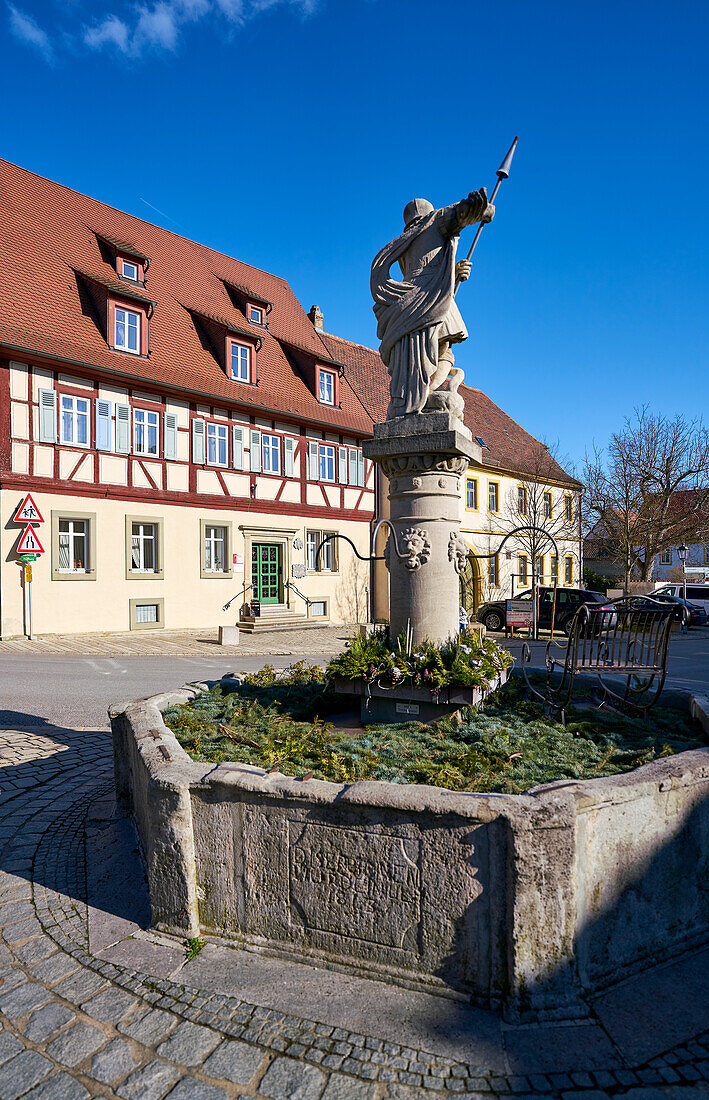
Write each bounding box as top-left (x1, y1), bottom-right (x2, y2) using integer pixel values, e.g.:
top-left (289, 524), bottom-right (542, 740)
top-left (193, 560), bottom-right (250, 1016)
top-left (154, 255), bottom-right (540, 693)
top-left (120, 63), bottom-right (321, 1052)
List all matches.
top-left (371, 193), bottom-right (487, 417)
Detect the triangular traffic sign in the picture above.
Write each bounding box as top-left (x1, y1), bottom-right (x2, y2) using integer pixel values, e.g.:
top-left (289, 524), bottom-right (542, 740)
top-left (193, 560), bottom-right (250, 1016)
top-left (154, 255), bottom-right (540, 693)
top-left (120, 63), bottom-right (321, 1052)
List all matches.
top-left (12, 493), bottom-right (45, 525)
top-left (17, 525), bottom-right (46, 555)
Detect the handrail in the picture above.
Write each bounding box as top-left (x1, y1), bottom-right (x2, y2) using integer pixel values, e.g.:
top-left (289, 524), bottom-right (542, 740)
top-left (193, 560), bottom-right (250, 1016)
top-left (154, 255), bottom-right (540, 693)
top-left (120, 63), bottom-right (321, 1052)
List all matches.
top-left (284, 580), bottom-right (310, 607)
top-left (222, 581), bottom-right (253, 612)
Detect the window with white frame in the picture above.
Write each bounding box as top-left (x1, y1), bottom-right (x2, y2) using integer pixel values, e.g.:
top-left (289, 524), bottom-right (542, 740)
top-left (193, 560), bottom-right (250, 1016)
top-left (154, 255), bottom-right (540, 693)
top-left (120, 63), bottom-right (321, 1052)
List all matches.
top-left (307, 530), bottom-right (337, 572)
top-left (564, 556), bottom-right (573, 584)
top-left (114, 307), bottom-right (140, 353)
top-left (248, 305), bottom-right (263, 325)
top-left (262, 433), bottom-right (281, 473)
top-left (206, 422), bottom-right (228, 466)
top-left (230, 343), bottom-right (251, 382)
top-left (518, 554), bottom-right (528, 584)
top-left (488, 482), bottom-right (499, 512)
top-left (319, 444), bottom-right (336, 481)
top-left (318, 369), bottom-right (335, 405)
top-left (131, 522), bottom-right (158, 573)
top-left (517, 486), bottom-right (527, 514)
top-left (134, 408), bottom-right (159, 456)
top-left (551, 555), bottom-right (558, 583)
top-left (58, 519), bottom-right (89, 573)
top-left (543, 492), bottom-right (553, 519)
top-left (660, 549), bottom-right (673, 565)
top-left (204, 525), bottom-right (227, 573)
top-left (564, 495), bottom-right (573, 523)
top-left (120, 259), bottom-right (139, 281)
top-left (60, 395), bottom-right (90, 446)
top-left (488, 554), bottom-right (499, 586)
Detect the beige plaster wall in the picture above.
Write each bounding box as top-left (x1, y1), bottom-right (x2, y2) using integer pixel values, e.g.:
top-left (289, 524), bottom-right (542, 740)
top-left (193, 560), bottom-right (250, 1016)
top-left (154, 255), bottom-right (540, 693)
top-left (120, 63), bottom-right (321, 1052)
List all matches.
top-left (0, 490), bottom-right (371, 637)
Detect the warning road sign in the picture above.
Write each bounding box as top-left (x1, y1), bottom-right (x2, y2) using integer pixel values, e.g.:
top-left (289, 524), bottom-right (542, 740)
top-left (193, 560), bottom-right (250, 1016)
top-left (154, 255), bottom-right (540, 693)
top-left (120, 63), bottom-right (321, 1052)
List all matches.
top-left (12, 494), bottom-right (45, 525)
top-left (17, 525), bottom-right (45, 555)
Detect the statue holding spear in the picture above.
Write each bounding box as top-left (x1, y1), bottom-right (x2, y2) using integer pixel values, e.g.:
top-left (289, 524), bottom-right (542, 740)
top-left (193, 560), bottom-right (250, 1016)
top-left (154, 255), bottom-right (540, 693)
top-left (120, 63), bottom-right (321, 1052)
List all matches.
top-left (371, 137), bottom-right (518, 421)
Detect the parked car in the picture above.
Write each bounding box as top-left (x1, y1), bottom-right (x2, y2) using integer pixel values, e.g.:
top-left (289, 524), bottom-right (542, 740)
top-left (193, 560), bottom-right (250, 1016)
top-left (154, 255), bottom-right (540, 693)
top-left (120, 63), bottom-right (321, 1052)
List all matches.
top-left (653, 583), bottom-right (709, 615)
top-left (624, 593), bottom-right (707, 627)
top-left (476, 587), bottom-right (610, 635)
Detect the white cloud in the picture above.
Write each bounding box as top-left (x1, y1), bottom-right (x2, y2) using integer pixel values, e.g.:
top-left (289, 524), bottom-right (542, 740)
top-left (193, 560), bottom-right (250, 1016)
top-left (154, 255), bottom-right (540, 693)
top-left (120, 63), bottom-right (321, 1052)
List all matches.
top-left (83, 14), bottom-right (129, 51)
top-left (8, 4), bottom-right (54, 61)
top-left (83, 0), bottom-right (318, 57)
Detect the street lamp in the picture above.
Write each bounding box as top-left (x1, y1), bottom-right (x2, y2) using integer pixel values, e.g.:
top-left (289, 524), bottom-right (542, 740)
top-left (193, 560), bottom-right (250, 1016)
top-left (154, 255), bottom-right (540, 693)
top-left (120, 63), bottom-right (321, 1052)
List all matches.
top-left (677, 543), bottom-right (689, 606)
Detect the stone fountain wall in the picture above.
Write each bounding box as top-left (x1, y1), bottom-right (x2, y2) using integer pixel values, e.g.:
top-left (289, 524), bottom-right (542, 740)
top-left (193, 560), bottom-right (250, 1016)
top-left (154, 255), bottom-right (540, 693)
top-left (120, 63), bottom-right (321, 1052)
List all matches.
top-left (111, 682), bottom-right (709, 1022)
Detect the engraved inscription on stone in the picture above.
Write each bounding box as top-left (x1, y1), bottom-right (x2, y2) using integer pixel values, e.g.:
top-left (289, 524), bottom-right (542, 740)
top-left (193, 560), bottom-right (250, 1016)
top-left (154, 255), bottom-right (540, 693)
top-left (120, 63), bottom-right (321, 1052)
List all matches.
top-left (289, 823), bottom-right (421, 952)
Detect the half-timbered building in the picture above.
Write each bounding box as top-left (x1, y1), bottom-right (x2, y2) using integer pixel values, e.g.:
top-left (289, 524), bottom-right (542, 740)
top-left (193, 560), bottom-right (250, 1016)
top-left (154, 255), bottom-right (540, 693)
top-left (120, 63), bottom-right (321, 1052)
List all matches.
top-left (0, 160), bottom-right (375, 637)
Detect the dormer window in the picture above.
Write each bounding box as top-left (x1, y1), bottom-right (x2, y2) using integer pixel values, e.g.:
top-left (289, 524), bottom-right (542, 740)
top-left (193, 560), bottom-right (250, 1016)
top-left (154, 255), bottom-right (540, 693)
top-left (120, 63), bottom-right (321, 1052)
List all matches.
top-left (115, 307), bottom-right (141, 354)
top-left (318, 368), bottom-right (336, 405)
top-left (120, 259), bottom-right (139, 281)
top-left (230, 341), bottom-right (252, 382)
top-left (247, 305), bottom-right (264, 325)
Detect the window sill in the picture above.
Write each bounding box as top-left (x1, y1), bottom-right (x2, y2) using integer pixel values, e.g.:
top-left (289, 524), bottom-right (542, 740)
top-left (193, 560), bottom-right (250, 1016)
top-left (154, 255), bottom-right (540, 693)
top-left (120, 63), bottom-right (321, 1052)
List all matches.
top-left (200, 569), bottom-right (234, 580)
top-left (52, 570), bottom-right (97, 582)
top-left (129, 570), bottom-right (165, 581)
top-left (59, 440), bottom-right (90, 449)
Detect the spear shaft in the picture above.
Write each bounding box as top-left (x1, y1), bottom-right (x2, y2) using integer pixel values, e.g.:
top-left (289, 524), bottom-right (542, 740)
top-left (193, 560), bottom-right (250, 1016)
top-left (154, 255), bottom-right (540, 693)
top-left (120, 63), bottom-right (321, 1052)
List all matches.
top-left (453, 135), bottom-right (518, 296)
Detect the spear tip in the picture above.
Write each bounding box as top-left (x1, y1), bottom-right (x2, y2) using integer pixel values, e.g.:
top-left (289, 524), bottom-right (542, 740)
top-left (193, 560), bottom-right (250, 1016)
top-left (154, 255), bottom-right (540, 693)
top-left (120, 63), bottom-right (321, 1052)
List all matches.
top-left (496, 135), bottom-right (519, 180)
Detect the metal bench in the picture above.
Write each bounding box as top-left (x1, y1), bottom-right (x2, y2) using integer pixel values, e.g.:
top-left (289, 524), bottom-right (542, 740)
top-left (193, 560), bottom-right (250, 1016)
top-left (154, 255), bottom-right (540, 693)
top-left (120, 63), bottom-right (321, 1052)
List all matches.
top-left (521, 596), bottom-right (675, 722)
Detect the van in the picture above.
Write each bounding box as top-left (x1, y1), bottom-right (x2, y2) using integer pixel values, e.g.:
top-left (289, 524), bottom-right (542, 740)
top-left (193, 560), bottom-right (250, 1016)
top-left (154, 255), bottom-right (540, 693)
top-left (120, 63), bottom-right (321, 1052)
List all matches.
top-left (654, 582), bottom-right (709, 614)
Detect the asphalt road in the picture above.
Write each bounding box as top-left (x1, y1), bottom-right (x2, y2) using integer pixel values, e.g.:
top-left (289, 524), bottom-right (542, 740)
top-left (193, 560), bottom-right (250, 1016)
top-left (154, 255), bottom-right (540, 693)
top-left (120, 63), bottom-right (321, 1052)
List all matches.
top-left (0, 629), bottom-right (706, 730)
top-left (0, 653), bottom-right (335, 728)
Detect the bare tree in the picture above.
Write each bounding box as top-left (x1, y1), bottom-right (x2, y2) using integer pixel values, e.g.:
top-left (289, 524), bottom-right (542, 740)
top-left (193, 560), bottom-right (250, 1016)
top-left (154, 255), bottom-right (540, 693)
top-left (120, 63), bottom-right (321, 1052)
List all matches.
top-left (584, 408), bottom-right (709, 590)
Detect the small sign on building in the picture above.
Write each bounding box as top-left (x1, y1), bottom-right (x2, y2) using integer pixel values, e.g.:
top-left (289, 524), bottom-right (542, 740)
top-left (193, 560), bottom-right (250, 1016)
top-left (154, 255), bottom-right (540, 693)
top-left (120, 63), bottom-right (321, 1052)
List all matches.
top-left (291, 563), bottom-right (306, 579)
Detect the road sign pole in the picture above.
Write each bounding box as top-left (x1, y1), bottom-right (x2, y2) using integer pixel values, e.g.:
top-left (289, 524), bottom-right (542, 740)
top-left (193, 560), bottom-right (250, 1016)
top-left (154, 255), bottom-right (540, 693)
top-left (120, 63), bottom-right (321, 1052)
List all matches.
top-left (28, 574), bottom-right (34, 641)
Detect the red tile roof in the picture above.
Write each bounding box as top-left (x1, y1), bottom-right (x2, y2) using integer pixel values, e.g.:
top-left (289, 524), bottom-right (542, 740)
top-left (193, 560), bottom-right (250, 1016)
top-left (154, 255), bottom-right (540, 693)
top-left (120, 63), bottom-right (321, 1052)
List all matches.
top-left (321, 329), bottom-right (580, 487)
top-left (0, 159), bottom-right (372, 434)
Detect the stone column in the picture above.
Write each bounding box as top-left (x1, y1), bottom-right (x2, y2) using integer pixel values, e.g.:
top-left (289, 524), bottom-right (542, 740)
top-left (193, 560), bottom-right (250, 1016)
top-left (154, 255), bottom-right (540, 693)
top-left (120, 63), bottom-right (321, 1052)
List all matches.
top-left (364, 412), bottom-right (480, 646)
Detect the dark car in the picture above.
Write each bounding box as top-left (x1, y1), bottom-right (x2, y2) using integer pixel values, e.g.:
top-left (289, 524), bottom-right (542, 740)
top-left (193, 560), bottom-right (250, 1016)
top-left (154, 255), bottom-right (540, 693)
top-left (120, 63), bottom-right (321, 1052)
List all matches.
top-left (624, 593), bottom-right (707, 627)
top-left (476, 587), bottom-right (609, 635)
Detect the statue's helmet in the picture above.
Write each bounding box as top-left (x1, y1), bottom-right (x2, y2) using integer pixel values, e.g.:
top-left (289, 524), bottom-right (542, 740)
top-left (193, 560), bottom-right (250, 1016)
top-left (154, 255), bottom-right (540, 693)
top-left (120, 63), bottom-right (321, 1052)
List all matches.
top-left (403, 198), bottom-right (433, 226)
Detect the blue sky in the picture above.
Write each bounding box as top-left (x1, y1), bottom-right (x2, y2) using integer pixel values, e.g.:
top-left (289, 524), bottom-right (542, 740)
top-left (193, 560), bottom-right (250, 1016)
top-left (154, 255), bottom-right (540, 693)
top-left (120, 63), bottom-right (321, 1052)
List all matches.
top-left (2, 0), bottom-right (707, 473)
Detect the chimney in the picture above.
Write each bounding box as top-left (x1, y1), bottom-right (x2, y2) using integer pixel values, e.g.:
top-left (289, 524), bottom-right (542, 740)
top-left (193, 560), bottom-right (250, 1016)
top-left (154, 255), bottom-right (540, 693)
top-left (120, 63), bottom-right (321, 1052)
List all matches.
top-left (308, 304), bottom-right (324, 332)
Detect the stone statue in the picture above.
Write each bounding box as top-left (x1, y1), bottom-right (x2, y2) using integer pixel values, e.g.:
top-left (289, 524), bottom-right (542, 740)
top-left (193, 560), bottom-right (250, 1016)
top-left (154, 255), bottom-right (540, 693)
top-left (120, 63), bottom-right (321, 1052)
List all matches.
top-left (371, 190), bottom-right (495, 420)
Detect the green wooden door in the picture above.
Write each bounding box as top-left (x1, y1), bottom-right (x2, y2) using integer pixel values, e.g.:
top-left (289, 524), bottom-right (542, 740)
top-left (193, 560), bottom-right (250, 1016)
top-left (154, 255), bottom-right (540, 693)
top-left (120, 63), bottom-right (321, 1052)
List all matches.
top-left (252, 543), bottom-right (282, 604)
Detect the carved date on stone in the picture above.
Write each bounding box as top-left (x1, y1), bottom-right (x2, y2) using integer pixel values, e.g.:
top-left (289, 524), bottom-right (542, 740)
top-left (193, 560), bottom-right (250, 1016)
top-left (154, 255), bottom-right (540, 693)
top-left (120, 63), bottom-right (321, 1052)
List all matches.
top-left (448, 531), bottom-right (470, 574)
top-left (399, 527), bottom-right (431, 570)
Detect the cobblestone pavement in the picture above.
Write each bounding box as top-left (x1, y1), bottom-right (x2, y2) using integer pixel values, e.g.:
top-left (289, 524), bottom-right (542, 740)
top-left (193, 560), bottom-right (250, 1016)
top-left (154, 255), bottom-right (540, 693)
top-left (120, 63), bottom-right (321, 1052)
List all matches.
top-left (0, 626), bottom-right (352, 657)
top-left (2, 724), bottom-right (709, 1099)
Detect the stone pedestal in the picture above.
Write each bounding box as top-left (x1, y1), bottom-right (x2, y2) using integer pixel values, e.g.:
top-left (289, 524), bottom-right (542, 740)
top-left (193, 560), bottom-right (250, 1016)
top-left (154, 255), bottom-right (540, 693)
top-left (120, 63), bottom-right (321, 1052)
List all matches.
top-left (363, 412), bottom-right (480, 647)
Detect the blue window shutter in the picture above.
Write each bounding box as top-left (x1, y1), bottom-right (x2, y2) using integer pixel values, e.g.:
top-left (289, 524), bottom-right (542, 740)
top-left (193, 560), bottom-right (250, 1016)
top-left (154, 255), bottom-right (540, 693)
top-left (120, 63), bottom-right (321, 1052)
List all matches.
top-left (232, 425), bottom-right (245, 470)
top-left (358, 451), bottom-right (365, 487)
top-left (95, 399), bottom-right (112, 451)
top-left (115, 403), bottom-right (131, 454)
top-left (284, 436), bottom-right (295, 478)
top-left (164, 413), bottom-right (177, 460)
top-left (338, 446), bottom-right (348, 485)
top-left (38, 389), bottom-right (57, 444)
top-left (192, 418), bottom-right (205, 464)
top-left (348, 447), bottom-right (358, 486)
top-left (250, 429), bottom-right (261, 473)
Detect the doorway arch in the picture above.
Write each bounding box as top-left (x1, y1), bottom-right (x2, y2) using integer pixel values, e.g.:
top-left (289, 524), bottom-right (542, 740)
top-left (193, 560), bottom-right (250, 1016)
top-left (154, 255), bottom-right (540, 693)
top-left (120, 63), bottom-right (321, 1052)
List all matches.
top-left (459, 547), bottom-right (483, 617)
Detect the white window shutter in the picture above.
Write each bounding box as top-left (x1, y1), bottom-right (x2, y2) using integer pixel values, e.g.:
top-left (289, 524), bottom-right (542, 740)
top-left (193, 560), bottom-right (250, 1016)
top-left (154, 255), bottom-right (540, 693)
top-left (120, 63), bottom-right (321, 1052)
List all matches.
top-left (232, 425), bottom-right (245, 470)
top-left (308, 441), bottom-right (319, 480)
top-left (115, 403), bottom-right (131, 454)
top-left (338, 446), bottom-right (347, 485)
top-left (284, 436), bottom-right (295, 477)
top-left (348, 447), bottom-right (357, 486)
top-left (164, 413), bottom-right (177, 460)
top-left (192, 418), bottom-right (205, 464)
top-left (250, 429), bottom-right (261, 473)
top-left (95, 399), bottom-right (112, 451)
top-left (358, 451), bottom-right (365, 487)
top-left (38, 388), bottom-right (57, 444)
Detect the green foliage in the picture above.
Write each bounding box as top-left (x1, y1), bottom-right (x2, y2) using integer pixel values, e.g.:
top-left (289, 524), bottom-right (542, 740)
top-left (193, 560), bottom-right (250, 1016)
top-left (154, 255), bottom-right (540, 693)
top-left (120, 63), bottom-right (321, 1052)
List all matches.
top-left (583, 567), bottom-right (618, 593)
top-left (163, 663), bottom-right (707, 794)
top-left (184, 937), bottom-right (205, 960)
top-left (326, 629), bottom-right (512, 695)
